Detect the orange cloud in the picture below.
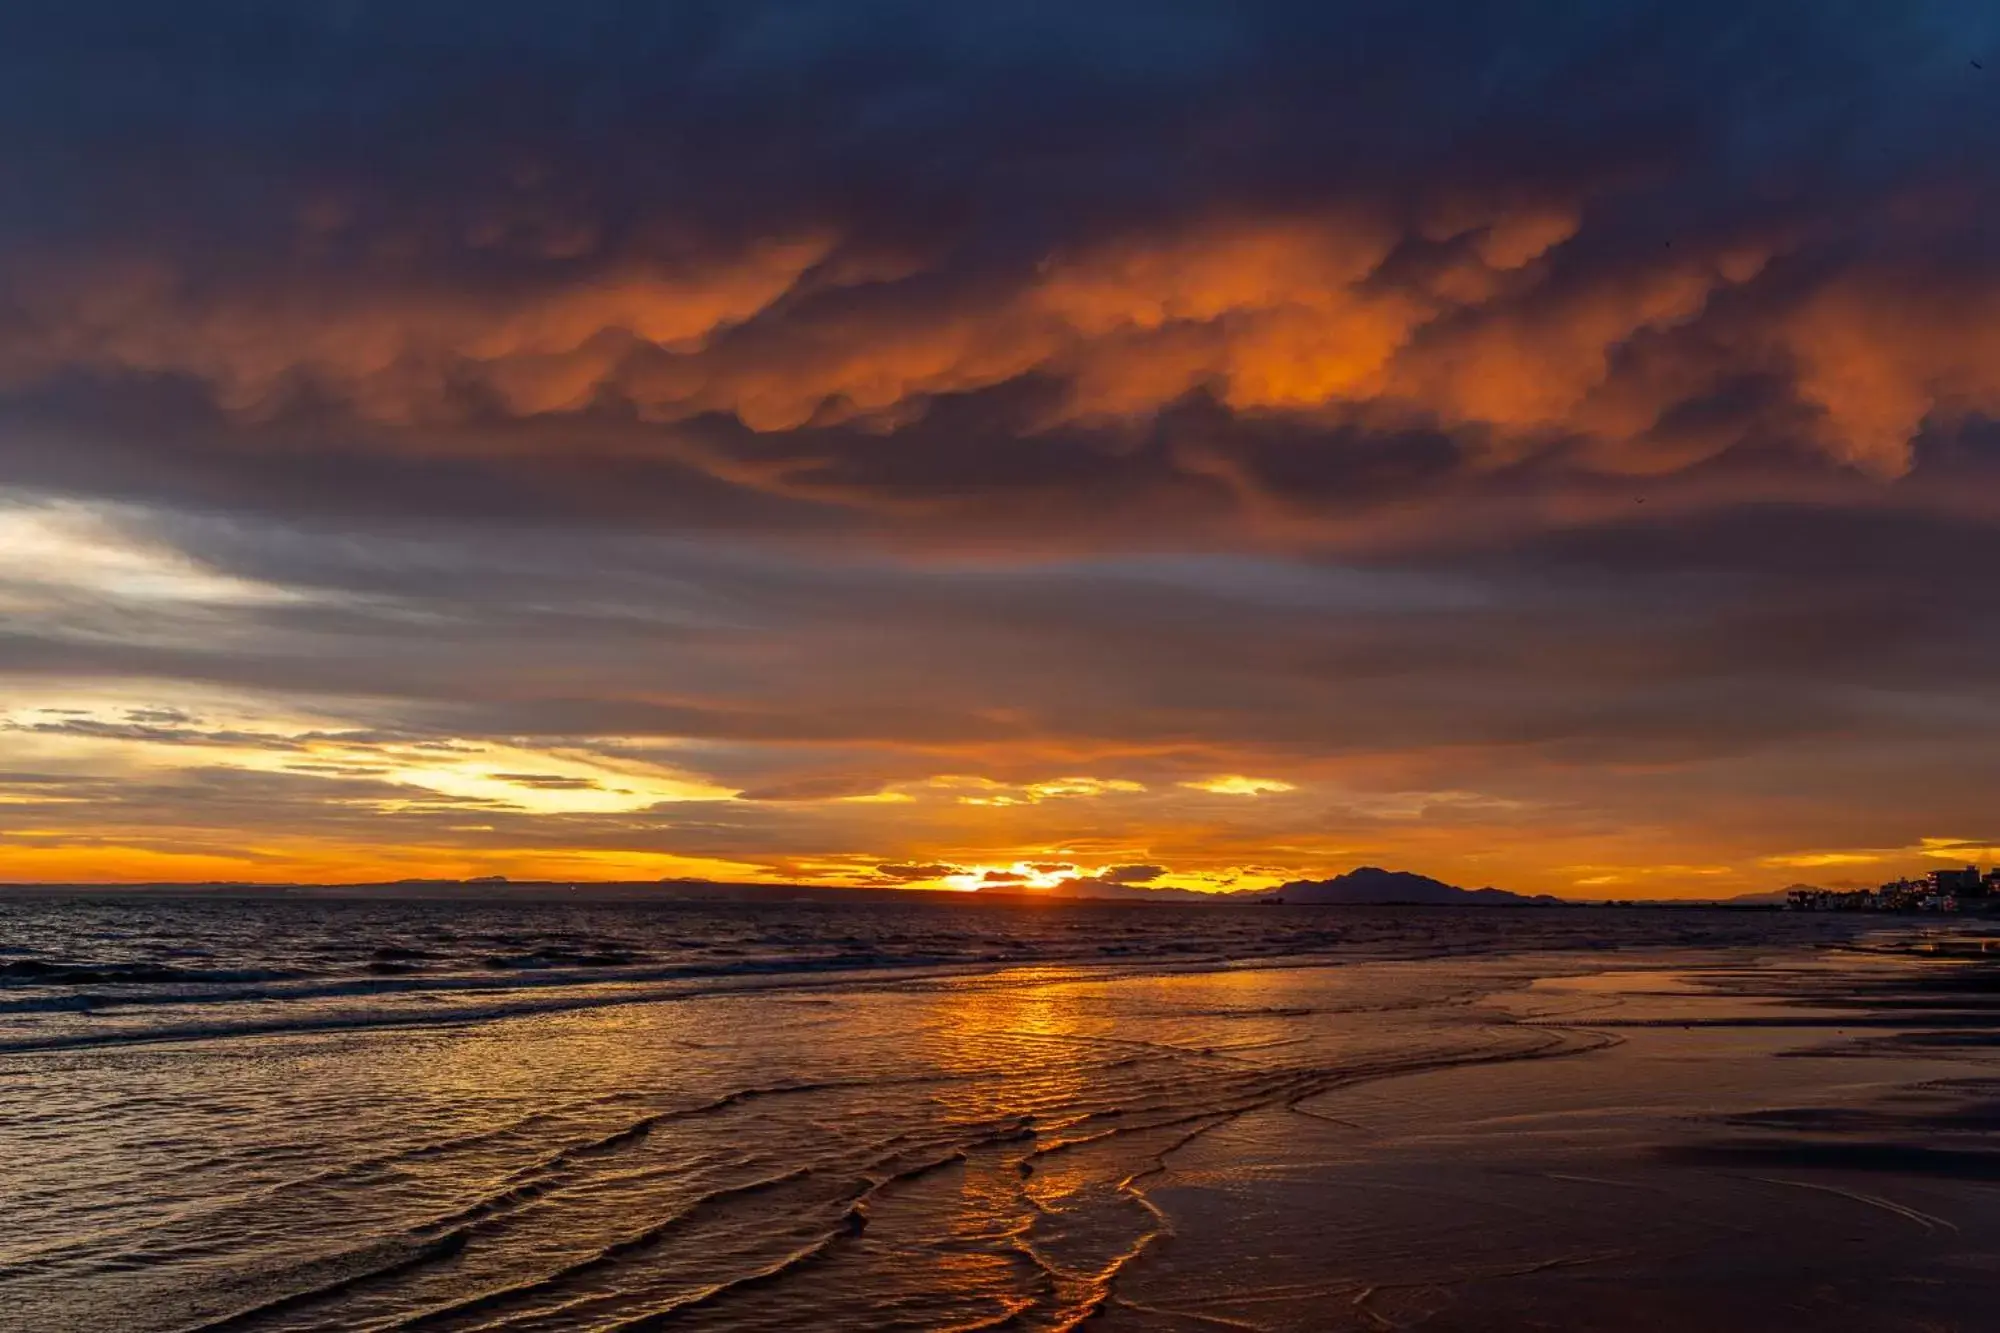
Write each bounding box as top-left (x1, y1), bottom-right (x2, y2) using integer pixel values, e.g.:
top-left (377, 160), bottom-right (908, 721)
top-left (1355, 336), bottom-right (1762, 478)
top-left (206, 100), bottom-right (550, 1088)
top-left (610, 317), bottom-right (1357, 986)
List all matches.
top-left (11, 198), bottom-right (2000, 507)
top-left (5, 235), bottom-right (837, 423)
top-left (1781, 277), bottom-right (2000, 476)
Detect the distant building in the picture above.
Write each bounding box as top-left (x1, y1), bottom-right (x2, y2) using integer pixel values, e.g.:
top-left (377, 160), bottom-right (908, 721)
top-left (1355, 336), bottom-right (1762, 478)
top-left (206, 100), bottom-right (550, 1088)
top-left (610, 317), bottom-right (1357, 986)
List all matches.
top-left (1787, 886), bottom-right (1881, 911)
top-left (1931, 866), bottom-right (1981, 896)
top-left (1787, 867), bottom-right (1987, 912)
top-left (1879, 878), bottom-right (1926, 910)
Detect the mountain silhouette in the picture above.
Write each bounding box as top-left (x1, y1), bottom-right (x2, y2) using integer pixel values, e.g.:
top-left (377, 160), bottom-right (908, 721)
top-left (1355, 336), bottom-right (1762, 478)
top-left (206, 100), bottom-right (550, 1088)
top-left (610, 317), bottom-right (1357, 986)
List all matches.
top-left (1273, 867), bottom-right (1554, 905)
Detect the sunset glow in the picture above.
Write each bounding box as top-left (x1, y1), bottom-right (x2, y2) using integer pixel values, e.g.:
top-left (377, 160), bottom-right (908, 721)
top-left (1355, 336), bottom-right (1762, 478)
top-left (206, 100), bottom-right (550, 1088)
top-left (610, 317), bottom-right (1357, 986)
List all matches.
top-left (6, 5), bottom-right (2000, 901)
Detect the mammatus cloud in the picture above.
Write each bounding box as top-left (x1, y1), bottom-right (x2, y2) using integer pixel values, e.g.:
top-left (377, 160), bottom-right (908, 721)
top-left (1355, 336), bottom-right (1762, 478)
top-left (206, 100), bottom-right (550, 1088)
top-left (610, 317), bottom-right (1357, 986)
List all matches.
top-left (2, 235), bottom-right (836, 424)
top-left (2, 4), bottom-right (1998, 540)
top-left (11, 205), bottom-right (1997, 494)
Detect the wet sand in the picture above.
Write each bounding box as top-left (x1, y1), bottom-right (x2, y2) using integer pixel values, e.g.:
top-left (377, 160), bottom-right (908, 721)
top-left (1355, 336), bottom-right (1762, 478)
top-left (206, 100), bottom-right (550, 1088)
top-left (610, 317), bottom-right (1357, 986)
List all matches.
top-left (1107, 942), bottom-right (2000, 1331)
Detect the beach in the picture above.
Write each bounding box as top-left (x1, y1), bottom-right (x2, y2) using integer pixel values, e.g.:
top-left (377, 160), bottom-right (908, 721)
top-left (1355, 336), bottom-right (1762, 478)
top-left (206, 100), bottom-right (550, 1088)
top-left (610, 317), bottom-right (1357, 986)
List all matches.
top-left (1109, 949), bottom-right (2000, 1331)
top-left (2, 897), bottom-right (1995, 1330)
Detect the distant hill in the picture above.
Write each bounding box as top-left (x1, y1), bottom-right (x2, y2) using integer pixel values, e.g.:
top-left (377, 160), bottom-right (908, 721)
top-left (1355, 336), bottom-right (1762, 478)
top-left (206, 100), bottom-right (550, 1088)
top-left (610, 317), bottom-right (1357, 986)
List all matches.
top-left (1726, 887), bottom-right (1800, 905)
top-left (1271, 867), bottom-right (1557, 906)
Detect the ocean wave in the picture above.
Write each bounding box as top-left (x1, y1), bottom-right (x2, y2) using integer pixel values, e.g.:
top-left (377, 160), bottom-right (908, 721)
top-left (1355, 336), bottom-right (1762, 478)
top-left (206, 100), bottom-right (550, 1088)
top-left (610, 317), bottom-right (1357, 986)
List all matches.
top-left (0, 959), bottom-right (305, 987)
top-left (175, 1228), bottom-right (473, 1332)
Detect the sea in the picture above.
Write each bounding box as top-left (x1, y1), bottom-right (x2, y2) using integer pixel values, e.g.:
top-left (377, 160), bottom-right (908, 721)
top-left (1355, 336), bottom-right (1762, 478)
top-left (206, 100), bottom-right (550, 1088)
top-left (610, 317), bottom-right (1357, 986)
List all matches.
top-left (0, 894), bottom-right (1897, 1331)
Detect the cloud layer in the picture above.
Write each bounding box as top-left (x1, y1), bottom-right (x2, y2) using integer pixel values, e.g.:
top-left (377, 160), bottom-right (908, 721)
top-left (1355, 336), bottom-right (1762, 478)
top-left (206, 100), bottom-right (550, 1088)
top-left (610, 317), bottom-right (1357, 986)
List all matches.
top-left (4, 3), bottom-right (2000, 894)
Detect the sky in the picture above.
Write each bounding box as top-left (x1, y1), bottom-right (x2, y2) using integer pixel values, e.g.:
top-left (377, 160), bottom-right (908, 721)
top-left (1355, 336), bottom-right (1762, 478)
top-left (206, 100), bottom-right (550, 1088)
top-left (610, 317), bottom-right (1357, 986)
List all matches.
top-left (4, 2), bottom-right (2000, 897)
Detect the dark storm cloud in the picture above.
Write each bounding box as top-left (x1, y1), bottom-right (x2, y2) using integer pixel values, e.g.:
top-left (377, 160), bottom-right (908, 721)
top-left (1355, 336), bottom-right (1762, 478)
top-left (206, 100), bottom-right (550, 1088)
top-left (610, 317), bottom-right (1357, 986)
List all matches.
top-left (1, 1), bottom-right (1998, 545)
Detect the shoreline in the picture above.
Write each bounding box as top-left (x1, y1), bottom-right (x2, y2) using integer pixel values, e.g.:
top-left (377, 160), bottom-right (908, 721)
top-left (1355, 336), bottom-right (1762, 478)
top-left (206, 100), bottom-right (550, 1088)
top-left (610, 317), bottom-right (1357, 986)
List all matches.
top-left (1105, 940), bottom-right (2000, 1331)
top-left (8, 906), bottom-right (1994, 1330)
